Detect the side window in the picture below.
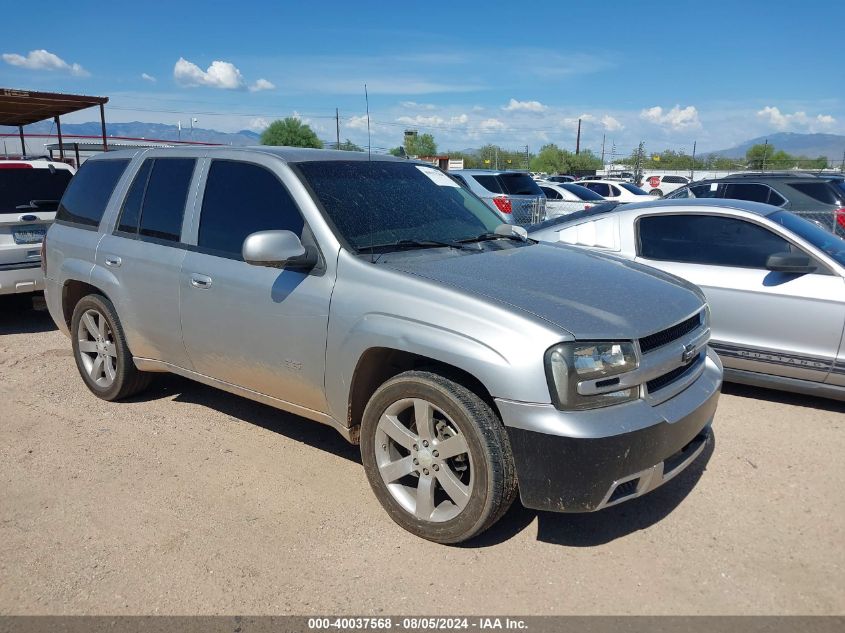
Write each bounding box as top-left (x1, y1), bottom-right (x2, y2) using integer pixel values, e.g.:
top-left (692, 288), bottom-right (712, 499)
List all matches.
top-left (138, 158), bottom-right (196, 242)
top-left (197, 160), bottom-right (305, 258)
top-left (116, 160), bottom-right (153, 234)
top-left (638, 214), bottom-right (791, 268)
top-left (540, 186), bottom-right (561, 200)
top-left (472, 175), bottom-right (503, 194)
top-left (666, 187), bottom-right (691, 199)
top-left (586, 183), bottom-right (610, 197)
top-left (609, 185), bottom-right (622, 197)
top-left (723, 183), bottom-right (770, 204)
top-left (56, 159), bottom-right (130, 227)
top-left (767, 189), bottom-right (787, 206)
top-left (689, 183), bottom-right (721, 198)
top-left (452, 175), bottom-right (468, 187)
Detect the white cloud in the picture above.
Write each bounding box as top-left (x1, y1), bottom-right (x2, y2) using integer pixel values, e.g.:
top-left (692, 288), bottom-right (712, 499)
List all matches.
top-left (2, 49), bottom-right (88, 76)
top-left (397, 115), bottom-right (445, 127)
top-left (249, 78), bottom-right (275, 92)
top-left (757, 106), bottom-right (836, 131)
top-left (400, 101), bottom-right (437, 110)
top-left (173, 57), bottom-right (246, 90)
top-left (248, 117), bottom-right (270, 131)
top-left (601, 115), bottom-right (623, 131)
top-left (141, 72), bottom-right (156, 83)
top-left (479, 118), bottom-right (507, 131)
top-left (471, 105), bottom-right (485, 112)
top-left (502, 98), bottom-right (548, 113)
top-left (640, 105), bottom-right (701, 130)
top-left (346, 115), bottom-right (370, 131)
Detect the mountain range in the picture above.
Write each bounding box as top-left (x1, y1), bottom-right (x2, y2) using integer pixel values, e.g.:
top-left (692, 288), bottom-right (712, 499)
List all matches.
top-left (710, 132), bottom-right (845, 160)
top-left (0, 121), bottom-right (261, 146)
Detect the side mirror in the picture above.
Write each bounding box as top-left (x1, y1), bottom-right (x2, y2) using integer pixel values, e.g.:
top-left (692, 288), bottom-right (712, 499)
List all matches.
top-left (242, 230), bottom-right (318, 270)
top-left (765, 252), bottom-right (816, 274)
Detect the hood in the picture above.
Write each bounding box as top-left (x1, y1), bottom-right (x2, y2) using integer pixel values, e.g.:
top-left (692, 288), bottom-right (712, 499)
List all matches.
top-left (385, 243), bottom-right (704, 340)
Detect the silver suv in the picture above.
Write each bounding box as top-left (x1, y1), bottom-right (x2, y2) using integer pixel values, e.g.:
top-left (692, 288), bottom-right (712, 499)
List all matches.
top-left (45, 147), bottom-right (722, 543)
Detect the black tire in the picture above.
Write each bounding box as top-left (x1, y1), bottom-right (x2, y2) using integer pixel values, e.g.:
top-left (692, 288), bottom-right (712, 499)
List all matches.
top-left (360, 370), bottom-right (517, 544)
top-left (650, 189), bottom-right (664, 197)
top-left (70, 293), bottom-right (153, 401)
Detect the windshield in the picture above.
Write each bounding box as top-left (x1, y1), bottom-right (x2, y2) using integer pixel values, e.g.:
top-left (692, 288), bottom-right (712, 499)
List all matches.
top-left (296, 160), bottom-right (503, 251)
top-left (769, 210), bottom-right (845, 267)
top-left (0, 167), bottom-right (73, 213)
top-left (619, 183), bottom-right (649, 195)
top-left (560, 183), bottom-right (606, 201)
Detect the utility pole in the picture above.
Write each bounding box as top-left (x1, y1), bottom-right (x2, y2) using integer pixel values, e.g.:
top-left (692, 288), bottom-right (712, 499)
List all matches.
top-left (524, 145), bottom-right (530, 170)
top-left (575, 118), bottom-right (582, 155)
top-left (840, 150), bottom-right (844, 173)
top-left (691, 140), bottom-right (697, 181)
top-left (762, 139), bottom-right (768, 172)
top-left (495, 146), bottom-right (499, 170)
top-left (335, 108), bottom-right (340, 150)
top-left (634, 141), bottom-right (645, 184)
top-left (600, 134), bottom-right (606, 166)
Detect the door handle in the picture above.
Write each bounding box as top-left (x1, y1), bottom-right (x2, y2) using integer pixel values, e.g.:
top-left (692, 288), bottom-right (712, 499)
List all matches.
top-left (104, 257), bottom-right (122, 268)
top-left (190, 273), bottom-right (213, 289)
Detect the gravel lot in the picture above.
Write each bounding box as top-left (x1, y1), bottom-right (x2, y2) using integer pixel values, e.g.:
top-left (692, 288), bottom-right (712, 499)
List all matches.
top-left (1, 295), bottom-right (843, 615)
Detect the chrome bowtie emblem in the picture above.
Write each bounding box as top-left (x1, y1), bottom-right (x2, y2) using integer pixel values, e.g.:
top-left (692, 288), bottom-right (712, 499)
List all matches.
top-left (682, 344), bottom-right (697, 363)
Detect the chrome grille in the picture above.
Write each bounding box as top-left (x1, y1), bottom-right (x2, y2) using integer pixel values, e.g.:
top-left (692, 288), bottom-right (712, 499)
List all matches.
top-left (647, 352), bottom-right (704, 393)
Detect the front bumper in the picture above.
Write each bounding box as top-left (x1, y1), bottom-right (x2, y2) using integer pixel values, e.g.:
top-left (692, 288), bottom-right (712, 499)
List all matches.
top-left (0, 262), bottom-right (44, 295)
top-left (497, 347), bottom-right (722, 512)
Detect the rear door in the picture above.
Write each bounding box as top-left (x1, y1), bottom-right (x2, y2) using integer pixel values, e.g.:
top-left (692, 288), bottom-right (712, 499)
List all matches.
top-left (635, 212), bottom-right (845, 383)
top-left (95, 155), bottom-right (199, 368)
top-left (178, 157), bottom-right (333, 413)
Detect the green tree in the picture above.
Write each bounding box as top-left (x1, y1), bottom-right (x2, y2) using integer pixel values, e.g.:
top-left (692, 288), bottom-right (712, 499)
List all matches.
top-left (405, 133), bottom-right (437, 157)
top-left (388, 146), bottom-right (405, 157)
top-left (530, 144), bottom-right (567, 173)
top-left (337, 139), bottom-right (363, 152)
top-left (745, 143), bottom-right (776, 169)
top-left (260, 117), bottom-right (323, 149)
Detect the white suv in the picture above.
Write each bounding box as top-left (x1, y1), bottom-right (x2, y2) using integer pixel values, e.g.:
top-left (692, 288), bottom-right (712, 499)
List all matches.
top-left (0, 159), bottom-right (75, 298)
top-left (640, 174), bottom-right (690, 197)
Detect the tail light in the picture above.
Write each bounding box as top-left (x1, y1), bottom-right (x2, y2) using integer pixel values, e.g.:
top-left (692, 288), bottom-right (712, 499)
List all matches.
top-left (40, 233), bottom-right (47, 275)
top-left (836, 208), bottom-right (845, 229)
top-left (492, 196), bottom-right (512, 214)
top-left (584, 205), bottom-right (592, 210)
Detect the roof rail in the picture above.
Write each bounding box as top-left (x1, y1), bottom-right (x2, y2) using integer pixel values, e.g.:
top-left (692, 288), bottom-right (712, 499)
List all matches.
top-left (726, 171), bottom-right (821, 178)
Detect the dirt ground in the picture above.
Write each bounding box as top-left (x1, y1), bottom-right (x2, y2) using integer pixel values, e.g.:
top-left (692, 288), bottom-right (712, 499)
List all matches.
top-left (1, 295), bottom-right (843, 615)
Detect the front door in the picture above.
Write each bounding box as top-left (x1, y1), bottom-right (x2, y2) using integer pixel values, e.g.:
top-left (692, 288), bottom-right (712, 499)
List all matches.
top-left (178, 158), bottom-right (335, 413)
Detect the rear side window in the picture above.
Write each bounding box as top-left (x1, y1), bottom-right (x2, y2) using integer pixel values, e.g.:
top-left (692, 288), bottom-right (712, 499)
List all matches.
top-left (137, 158), bottom-right (196, 242)
top-left (689, 184), bottom-right (721, 198)
top-left (117, 160), bottom-right (153, 234)
top-left (0, 166), bottom-right (73, 213)
top-left (584, 182), bottom-right (611, 197)
top-left (198, 160), bottom-right (304, 258)
top-left (789, 181), bottom-right (841, 205)
top-left (723, 183), bottom-right (770, 204)
top-left (560, 183), bottom-right (605, 201)
top-left (56, 159), bottom-right (129, 227)
top-left (472, 175), bottom-right (503, 194)
top-left (472, 174), bottom-right (541, 196)
top-left (638, 214), bottom-right (791, 268)
top-left (540, 186), bottom-right (561, 200)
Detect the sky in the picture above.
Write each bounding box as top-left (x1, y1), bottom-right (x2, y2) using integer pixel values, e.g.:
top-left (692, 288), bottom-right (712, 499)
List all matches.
top-left (2, 0), bottom-right (844, 155)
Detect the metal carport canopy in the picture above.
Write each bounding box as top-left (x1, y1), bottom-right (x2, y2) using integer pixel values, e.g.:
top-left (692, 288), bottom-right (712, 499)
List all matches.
top-left (0, 88), bottom-right (110, 159)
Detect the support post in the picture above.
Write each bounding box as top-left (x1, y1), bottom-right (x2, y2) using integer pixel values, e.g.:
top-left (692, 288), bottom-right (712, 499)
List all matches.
top-left (74, 143), bottom-right (81, 168)
top-left (55, 116), bottom-right (65, 161)
top-left (575, 118), bottom-right (581, 155)
top-left (99, 103), bottom-right (108, 152)
top-left (18, 125), bottom-right (25, 158)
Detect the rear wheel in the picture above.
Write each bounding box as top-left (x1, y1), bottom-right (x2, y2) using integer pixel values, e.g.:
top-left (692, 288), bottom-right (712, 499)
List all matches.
top-left (360, 370), bottom-right (517, 543)
top-left (71, 294), bottom-right (152, 401)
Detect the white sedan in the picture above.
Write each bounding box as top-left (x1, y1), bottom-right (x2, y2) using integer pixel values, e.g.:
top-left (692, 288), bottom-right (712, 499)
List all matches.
top-left (528, 198), bottom-right (845, 401)
top-left (536, 181), bottom-right (606, 218)
top-left (578, 179), bottom-right (659, 203)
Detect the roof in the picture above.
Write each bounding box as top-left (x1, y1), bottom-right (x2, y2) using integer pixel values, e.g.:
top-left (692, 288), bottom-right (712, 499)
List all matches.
top-left (44, 141), bottom-right (175, 152)
top-left (85, 145), bottom-right (410, 163)
top-left (0, 88), bottom-right (108, 127)
top-left (614, 198), bottom-right (782, 216)
top-left (0, 158), bottom-right (74, 170)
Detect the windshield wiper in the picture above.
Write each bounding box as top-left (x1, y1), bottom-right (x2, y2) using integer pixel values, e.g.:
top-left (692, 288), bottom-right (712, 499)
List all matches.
top-left (358, 239), bottom-right (471, 254)
top-left (458, 232), bottom-right (529, 245)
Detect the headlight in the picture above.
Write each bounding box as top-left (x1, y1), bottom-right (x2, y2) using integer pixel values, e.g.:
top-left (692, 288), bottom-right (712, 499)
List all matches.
top-left (545, 341), bottom-right (639, 410)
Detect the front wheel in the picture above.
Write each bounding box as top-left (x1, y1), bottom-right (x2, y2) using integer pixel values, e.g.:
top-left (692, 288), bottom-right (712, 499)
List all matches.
top-left (360, 371), bottom-right (517, 543)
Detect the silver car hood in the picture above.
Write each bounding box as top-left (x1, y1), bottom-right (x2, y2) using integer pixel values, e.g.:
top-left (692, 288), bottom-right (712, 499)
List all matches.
top-left (386, 243), bottom-right (704, 340)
